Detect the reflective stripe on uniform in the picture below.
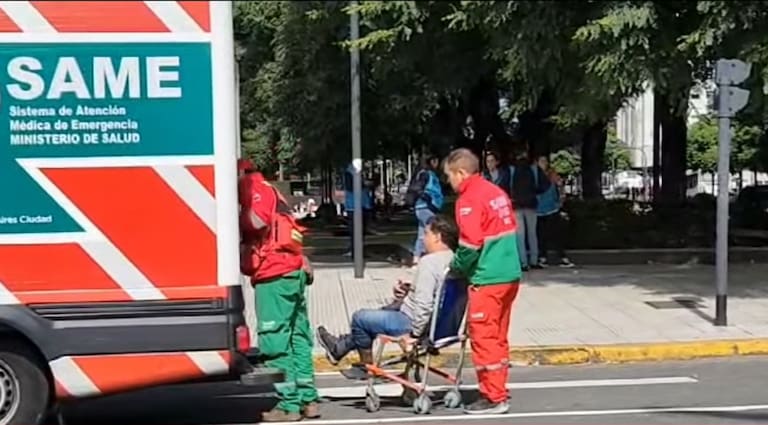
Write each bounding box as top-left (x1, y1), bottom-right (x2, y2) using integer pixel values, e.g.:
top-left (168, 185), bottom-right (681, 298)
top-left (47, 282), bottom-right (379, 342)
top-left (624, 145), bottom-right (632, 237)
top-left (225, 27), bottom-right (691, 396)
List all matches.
top-left (475, 359), bottom-right (509, 372)
top-left (249, 209), bottom-right (267, 229)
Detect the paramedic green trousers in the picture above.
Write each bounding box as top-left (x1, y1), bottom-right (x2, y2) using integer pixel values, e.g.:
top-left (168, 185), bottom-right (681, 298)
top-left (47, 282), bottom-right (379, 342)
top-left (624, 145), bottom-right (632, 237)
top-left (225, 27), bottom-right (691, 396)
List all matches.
top-left (255, 270), bottom-right (319, 413)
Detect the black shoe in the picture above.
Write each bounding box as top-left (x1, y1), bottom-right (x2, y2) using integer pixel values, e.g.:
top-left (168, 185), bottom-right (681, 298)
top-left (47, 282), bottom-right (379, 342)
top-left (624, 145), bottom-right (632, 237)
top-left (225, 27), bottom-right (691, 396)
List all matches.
top-left (463, 398), bottom-right (509, 415)
top-left (521, 266), bottom-right (530, 272)
top-left (340, 364), bottom-right (370, 381)
top-left (316, 326), bottom-right (342, 365)
top-left (530, 263), bottom-right (544, 270)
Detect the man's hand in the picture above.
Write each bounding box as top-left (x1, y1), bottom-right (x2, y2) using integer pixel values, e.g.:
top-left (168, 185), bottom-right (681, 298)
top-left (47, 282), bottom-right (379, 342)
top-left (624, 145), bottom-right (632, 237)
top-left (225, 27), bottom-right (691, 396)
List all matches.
top-left (398, 334), bottom-right (418, 352)
top-left (302, 255), bottom-right (314, 285)
top-left (393, 280), bottom-right (411, 300)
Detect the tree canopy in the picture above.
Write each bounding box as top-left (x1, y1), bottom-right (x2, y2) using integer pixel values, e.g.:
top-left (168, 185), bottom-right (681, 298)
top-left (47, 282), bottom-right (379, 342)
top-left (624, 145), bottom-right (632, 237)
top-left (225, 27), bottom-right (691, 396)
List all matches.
top-left (234, 0), bottom-right (768, 200)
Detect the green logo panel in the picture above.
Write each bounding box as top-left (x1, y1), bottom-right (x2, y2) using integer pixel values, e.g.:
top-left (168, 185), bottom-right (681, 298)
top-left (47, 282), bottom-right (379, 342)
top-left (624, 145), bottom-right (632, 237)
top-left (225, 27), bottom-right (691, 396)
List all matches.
top-left (0, 42), bottom-right (213, 234)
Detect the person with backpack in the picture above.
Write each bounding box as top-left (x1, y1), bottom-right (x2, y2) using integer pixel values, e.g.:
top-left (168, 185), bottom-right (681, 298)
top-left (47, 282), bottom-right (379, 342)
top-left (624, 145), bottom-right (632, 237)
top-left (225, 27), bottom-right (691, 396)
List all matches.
top-left (509, 149), bottom-right (551, 271)
top-left (238, 159), bottom-right (319, 422)
top-left (405, 155), bottom-right (444, 266)
top-left (535, 155), bottom-right (575, 268)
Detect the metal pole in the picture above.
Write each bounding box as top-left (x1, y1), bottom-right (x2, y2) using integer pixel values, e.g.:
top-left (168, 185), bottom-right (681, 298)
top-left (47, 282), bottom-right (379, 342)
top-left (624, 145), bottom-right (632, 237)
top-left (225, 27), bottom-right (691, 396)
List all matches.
top-left (350, 0), bottom-right (364, 277)
top-left (715, 84), bottom-right (731, 326)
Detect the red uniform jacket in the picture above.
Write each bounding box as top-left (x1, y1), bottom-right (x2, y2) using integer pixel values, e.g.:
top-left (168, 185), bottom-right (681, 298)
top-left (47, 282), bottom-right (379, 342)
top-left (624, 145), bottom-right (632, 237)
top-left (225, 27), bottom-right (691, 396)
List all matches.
top-left (450, 174), bottom-right (522, 285)
top-left (238, 172), bottom-right (303, 283)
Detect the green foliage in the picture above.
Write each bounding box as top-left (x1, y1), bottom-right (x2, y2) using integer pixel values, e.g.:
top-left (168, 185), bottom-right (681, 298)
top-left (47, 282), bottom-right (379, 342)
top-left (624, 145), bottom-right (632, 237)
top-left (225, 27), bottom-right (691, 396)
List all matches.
top-left (732, 121), bottom-right (763, 171)
top-left (687, 116), bottom-right (719, 173)
top-left (232, 0), bottom-right (768, 191)
top-left (687, 115), bottom-right (764, 173)
top-left (551, 149), bottom-right (581, 177)
top-left (604, 128), bottom-right (632, 172)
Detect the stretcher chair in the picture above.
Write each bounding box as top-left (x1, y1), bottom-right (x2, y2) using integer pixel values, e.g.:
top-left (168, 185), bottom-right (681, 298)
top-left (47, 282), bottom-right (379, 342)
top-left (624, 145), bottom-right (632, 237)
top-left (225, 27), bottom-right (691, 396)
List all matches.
top-left (363, 274), bottom-right (469, 415)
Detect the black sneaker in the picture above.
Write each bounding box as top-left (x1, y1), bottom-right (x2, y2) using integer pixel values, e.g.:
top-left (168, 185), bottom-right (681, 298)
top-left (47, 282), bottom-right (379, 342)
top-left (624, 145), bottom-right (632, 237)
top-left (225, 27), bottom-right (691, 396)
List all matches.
top-left (521, 265), bottom-right (530, 272)
top-left (530, 263), bottom-right (544, 270)
top-left (464, 398), bottom-right (509, 415)
top-left (316, 327), bottom-right (342, 365)
top-left (340, 364), bottom-right (370, 381)
top-left (560, 257), bottom-right (575, 268)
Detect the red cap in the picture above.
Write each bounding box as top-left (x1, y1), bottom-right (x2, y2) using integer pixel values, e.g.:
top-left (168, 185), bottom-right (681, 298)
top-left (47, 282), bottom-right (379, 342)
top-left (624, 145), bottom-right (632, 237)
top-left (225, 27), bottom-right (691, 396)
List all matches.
top-left (238, 159), bottom-right (254, 172)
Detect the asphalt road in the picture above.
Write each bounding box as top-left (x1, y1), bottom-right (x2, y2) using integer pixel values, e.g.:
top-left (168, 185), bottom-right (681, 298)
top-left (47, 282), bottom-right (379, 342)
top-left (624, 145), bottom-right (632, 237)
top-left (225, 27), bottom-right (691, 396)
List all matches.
top-left (59, 356), bottom-right (768, 425)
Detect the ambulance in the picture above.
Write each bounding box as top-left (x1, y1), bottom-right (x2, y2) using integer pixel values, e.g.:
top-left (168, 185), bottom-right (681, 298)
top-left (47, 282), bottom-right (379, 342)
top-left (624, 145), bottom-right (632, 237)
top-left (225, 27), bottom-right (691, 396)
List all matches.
top-left (0, 2), bottom-right (279, 424)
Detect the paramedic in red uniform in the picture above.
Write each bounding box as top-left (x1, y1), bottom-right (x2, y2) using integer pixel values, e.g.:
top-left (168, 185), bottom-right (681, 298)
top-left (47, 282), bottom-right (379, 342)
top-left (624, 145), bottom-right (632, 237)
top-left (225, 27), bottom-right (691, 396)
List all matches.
top-left (442, 149), bottom-right (522, 415)
top-left (238, 159), bottom-right (320, 422)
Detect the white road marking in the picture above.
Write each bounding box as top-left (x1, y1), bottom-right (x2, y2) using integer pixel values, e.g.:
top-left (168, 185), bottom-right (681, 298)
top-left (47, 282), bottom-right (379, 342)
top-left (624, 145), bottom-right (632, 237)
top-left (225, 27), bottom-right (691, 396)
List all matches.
top-left (226, 403), bottom-right (768, 425)
top-left (221, 376), bottom-right (697, 399)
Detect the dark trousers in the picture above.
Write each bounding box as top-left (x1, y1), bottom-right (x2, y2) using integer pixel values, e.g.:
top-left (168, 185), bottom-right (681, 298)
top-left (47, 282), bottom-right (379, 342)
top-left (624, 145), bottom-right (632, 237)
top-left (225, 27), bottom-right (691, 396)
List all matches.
top-left (347, 209), bottom-right (370, 254)
top-left (537, 212), bottom-right (566, 261)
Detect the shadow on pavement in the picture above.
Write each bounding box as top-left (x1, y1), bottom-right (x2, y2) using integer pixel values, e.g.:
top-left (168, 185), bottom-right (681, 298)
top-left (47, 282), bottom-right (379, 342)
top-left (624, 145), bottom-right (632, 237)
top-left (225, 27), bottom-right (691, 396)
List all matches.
top-left (57, 383), bottom-right (277, 425)
top-left (668, 410), bottom-right (768, 422)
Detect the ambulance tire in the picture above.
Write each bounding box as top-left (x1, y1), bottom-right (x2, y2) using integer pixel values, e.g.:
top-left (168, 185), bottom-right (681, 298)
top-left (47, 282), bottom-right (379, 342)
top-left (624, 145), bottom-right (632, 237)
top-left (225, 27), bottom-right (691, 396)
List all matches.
top-left (0, 340), bottom-right (50, 425)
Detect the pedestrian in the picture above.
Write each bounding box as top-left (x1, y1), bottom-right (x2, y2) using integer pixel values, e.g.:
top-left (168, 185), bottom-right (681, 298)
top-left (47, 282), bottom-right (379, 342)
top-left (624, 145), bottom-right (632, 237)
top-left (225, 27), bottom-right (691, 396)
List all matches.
top-left (442, 148), bottom-right (521, 415)
top-left (238, 159), bottom-right (320, 422)
top-left (405, 155), bottom-right (444, 267)
top-left (535, 155), bottom-right (575, 268)
top-left (343, 162), bottom-right (373, 257)
top-left (483, 151), bottom-right (511, 191)
top-left (509, 149), bottom-right (551, 271)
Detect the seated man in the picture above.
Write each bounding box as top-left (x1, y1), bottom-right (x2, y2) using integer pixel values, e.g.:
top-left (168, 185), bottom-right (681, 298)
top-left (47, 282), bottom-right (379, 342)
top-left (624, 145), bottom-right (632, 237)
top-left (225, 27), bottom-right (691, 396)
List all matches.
top-left (316, 215), bottom-right (457, 372)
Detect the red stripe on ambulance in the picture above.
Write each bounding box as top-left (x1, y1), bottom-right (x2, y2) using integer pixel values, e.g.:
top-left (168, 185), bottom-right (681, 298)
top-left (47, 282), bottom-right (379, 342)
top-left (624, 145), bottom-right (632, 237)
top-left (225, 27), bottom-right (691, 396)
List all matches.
top-left (186, 165), bottom-right (216, 196)
top-left (51, 350), bottom-right (231, 398)
top-left (42, 167), bottom-right (218, 294)
top-left (0, 244), bottom-right (130, 300)
top-left (0, 8), bottom-right (21, 32)
top-left (177, 1), bottom-right (211, 32)
top-left (29, 1), bottom-right (170, 33)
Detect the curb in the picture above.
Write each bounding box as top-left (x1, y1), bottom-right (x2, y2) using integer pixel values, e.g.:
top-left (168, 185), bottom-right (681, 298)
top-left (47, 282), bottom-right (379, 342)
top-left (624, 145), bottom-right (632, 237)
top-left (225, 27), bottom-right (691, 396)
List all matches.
top-left (311, 339), bottom-right (768, 372)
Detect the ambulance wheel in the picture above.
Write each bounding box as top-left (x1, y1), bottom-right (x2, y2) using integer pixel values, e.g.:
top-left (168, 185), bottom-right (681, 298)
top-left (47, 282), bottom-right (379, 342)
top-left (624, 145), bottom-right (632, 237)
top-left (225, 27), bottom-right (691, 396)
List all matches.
top-left (443, 389), bottom-right (462, 409)
top-left (0, 340), bottom-right (49, 425)
top-left (365, 390), bottom-right (380, 413)
top-left (413, 394), bottom-right (432, 415)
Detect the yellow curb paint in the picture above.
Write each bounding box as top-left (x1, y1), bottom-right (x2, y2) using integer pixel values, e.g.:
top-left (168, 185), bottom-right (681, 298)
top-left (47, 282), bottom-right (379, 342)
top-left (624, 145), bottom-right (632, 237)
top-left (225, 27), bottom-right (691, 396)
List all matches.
top-left (311, 339), bottom-right (768, 372)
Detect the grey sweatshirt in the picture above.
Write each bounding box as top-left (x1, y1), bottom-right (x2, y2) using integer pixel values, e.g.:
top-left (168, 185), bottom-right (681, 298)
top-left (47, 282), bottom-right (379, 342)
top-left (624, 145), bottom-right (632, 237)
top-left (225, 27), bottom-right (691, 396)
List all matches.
top-left (399, 250), bottom-right (454, 337)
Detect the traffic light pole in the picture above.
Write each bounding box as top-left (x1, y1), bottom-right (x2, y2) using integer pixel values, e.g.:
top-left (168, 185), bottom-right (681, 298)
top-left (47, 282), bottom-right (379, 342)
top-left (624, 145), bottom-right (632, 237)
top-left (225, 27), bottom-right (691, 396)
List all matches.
top-left (350, 0), bottom-right (364, 278)
top-left (714, 58), bottom-right (751, 326)
top-left (714, 93), bottom-right (731, 326)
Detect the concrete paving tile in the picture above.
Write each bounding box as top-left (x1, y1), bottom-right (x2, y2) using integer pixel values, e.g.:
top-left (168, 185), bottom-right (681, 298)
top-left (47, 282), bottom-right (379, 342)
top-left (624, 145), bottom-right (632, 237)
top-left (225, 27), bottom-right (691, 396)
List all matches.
top-left (306, 264), bottom-right (768, 352)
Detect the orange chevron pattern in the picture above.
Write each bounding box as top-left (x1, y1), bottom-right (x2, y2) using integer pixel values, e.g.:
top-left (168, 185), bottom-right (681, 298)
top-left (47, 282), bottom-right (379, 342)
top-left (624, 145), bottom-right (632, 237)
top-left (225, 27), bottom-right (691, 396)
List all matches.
top-left (51, 350), bottom-right (232, 399)
top-left (0, 1), bottom-right (211, 33)
top-left (44, 167), bottom-right (218, 291)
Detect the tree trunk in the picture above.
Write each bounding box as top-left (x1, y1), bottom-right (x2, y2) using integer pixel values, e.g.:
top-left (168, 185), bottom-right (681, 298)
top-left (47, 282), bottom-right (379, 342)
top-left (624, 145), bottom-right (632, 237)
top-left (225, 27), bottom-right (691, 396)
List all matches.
top-left (739, 169), bottom-right (744, 190)
top-left (659, 104), bottom-right (688, 204)
top-left (652, 89), bottom-right (662, 202)
top-left (516, 90), bottom-right (556, 160)
top-left (467, 76), bottom-right (509, 159)
top-left (581, 120), bottom-right (608, 200)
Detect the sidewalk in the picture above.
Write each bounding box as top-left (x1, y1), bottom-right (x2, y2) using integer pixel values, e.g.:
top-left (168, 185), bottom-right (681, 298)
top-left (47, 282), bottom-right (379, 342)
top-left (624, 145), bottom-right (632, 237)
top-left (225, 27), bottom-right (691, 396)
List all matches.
top-left (305, 263), bottom-right (768, 367)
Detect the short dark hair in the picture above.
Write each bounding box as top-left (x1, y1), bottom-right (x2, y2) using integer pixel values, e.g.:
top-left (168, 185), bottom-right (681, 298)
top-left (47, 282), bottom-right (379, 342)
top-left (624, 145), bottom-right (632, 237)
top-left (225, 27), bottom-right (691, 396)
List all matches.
top-left (426, 214), bottom-right (458, 251)
top-left (444, 148), bottom-right (480, 174)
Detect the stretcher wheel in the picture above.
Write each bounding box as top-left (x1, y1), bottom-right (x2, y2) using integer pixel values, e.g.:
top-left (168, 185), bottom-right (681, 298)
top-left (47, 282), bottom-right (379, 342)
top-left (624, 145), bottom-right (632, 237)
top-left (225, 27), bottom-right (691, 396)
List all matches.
top-left (413, 394), bottom-right (432, 415)
top-left (365, 390), bottom-right (381, 413)
top-left (443, 389), bottom-right (462, 409)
